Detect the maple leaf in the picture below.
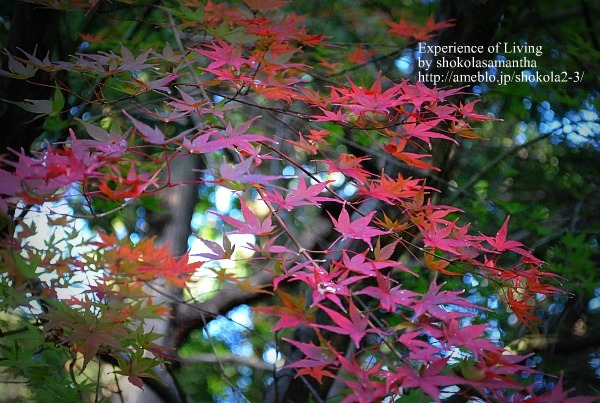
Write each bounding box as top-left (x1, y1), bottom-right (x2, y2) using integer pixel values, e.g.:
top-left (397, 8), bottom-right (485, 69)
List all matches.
top-left (419, 220), bottom-right (471, 254)
top-left (333, 352), bottom-right (387, 403)
top-left (383, 15), bottom-right (455, 41)
top-left (456, 100), bottom-right (496, 122)
top-left (337, 74), bottom-right (403, 116)
top-left (481, 216), bottom-right (539, 262)
top-left (346, 46), bottom-right (374, 64)
top-left (423, 251), bottom-right (457, 276)
top-left (503, 288), bottom-right (541, 329)
top-left (524, 374), bottom-right (598, 403)
top-left (114, 350), bottom-right (162, 390)
top-left (382, 18), bottom-right (417, 39)
top-left (440, 320), bottom-right (498, 357)
top-left (96, 163), bottom-right (157, 201)
top-left (323, 153), bottom-right (372, 184)
top-left (117, 45), bottom-right (154, 72)
top-left (396, 357), bottom-right (463, 400)
top-left (411, 281), bottom-right (481, 320)
top-left (283, 338), bottom-right (337, 383)
top-left (317, 60), bottom-right (341, 71)
top-left (183, 116), bottom-right (272, 155)
top-left (398, 330), bottom-right (442, 362)
top-left (385, 139), bottom-right (439, 171)
top-left (213, 197), bottom-right (276, 235)
top-left (243, 232), bottom-right (297, 256)
top-left (131, 72), bottom-right (181, 93)
top-left (358, 172), bottom-right (426, 205)
top-left (461, 352), bottom-right (534, 396)
top-left (191, 235), bottom-right (230, 261)
top-left (401, 116), bottom-right (454, 145)
top-left (329, 208), bottom-right (390, 250)
top-left (212, 154), bottom-right (285, 186)
top-left (286, 131), bottom-right (320, 154)
top-left (0, 50), bottom-right (38, 79)
top-left (316, 303), bottom-right (383, 348)
top-left (290, 264), bottom-right (351, 309)
top-left (76, 122), bottom-right (127, 158)
top-left (192, 39), bottom-right (249, 73)
top-left (356, 272), bottom-right (419, 312)
top-left (311, 107), bottom-right (350, 122)
top-left (262, 177), bottom-right (335, 211)
top-left (123, 110), bottom-right (194, 145)
top-left (253, 291), bottom-right (314, 331)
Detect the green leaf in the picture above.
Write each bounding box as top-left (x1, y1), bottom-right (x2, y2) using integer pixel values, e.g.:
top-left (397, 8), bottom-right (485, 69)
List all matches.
top-left (52, 88), bottom-right (64, 113)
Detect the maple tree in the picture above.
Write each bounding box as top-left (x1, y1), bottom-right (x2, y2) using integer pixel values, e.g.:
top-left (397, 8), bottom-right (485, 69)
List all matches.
top-left (0, 0), bottom-right (596, 402)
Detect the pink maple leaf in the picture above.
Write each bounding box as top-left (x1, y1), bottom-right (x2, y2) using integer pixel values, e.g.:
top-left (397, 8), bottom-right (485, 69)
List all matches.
top-left (356, 272), bottom-right (419, 312)
top-left (192, 38), bottom-right (249, 73)
top-left (262, 177), bottom-right (335, 211)
top-left (481, 216), bottom-right (540, 263)
top-left (411, 281), bottom-right (482, 320)
top-left (213, 197), bottom-right (275, 235)
top-left (396, 357), bottom-right (463, 400)
top-left (283, 338), bottom-right (337, 383)
top-left (316, 303), bottom-right (384, 348)
top-left (328, 208), bottom-right (389, 250)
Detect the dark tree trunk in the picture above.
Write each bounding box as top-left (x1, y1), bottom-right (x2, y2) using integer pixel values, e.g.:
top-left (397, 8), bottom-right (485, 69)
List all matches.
top-left (1, 1), bottom-right (61, 154)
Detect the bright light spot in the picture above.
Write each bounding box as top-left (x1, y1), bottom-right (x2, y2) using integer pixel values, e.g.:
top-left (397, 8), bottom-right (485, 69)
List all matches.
top-left (328, 171), bottom-right (345, 187)
top-left (233, 341), bottom-right (254, 358)
top-left (112, 218), bottom-right (128, 240)
top-left (543, 109), bottom-right (555, 122)
top-left (515, 133), bottom-right (527, 145)
top-left (229, 233), bottom-right (256, 258)
top-left (191, 211), bottom-right (205, 232)
top-left (343, 183), bottom-right (357, 197)
top-left (580, 109), bottom-right (598, 121)
top-left (589, 298), bottom-right (600, 311)
top-left (229, 304), bottom-right (253, 328)
top-left (263, 347), bottom-right (282, 365)
top-left (282, 166), bottom-right (295, 176)
top-left (439, 385), bottom-right (460, 400)
top-left (215, 186), bottom-right (235, 213)
top-left (395, 54), bottom-right (414, 75)
top-left (249, 198), bottom-right (270, 217)
top-left (129, 233), bottom-right (140, 244)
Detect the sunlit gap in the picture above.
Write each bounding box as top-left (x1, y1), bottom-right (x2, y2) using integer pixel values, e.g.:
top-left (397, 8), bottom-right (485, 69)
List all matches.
top-left (13, 186), bottom-right (99, 309)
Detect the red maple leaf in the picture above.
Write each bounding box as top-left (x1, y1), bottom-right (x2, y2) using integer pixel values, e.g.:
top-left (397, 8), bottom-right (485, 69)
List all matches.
top-left (524, 374), bottom-right (598, 403)
top-left (346, 46), bottom-right (374, 64)
top-left (323, 153), bottom-right (372, 184)
top-left (358, 172), bottom-right (426, 205)
top-left (253, 291), bottom-right (314, 331)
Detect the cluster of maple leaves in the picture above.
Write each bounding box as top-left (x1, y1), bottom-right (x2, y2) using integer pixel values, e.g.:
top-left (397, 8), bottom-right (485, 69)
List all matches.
top-left (0, 0), bottom-right (585, 401)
